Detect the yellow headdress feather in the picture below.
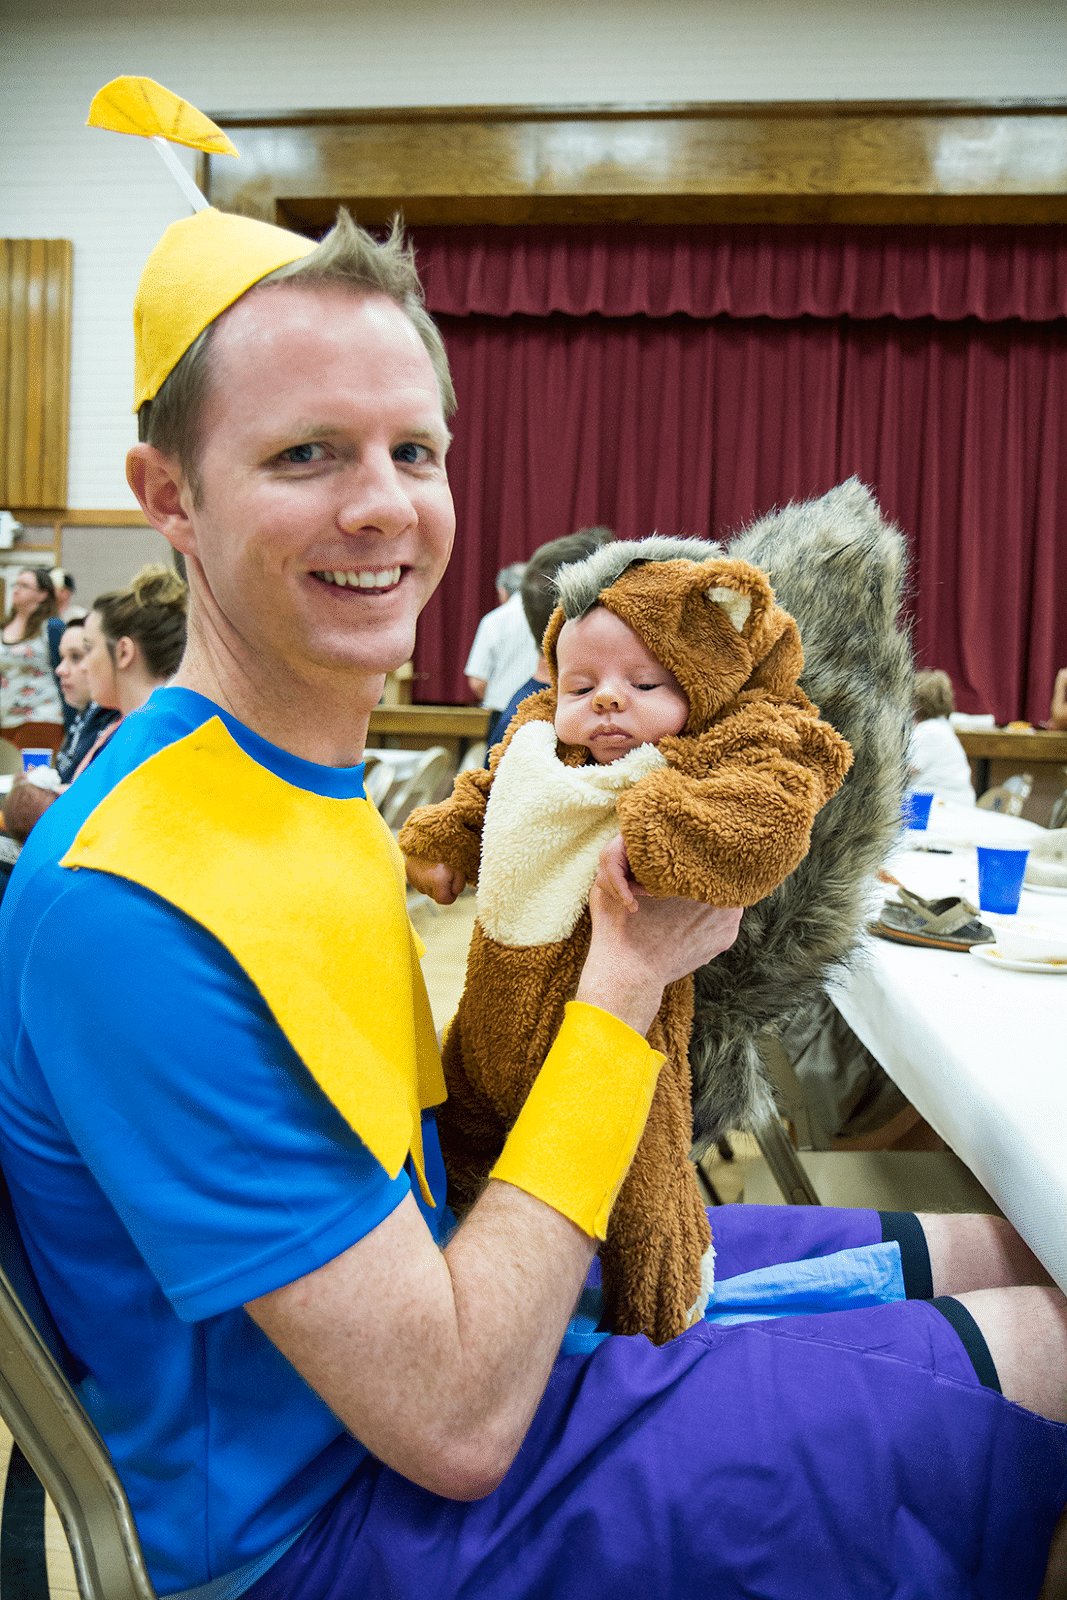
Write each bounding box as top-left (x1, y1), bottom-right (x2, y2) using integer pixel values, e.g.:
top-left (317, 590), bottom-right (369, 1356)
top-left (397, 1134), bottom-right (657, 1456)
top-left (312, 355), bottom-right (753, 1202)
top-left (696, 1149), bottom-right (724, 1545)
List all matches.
top-left (88, 76), bottom-right (316, 408)
top-left (87, 76), bottom-right (238, 156)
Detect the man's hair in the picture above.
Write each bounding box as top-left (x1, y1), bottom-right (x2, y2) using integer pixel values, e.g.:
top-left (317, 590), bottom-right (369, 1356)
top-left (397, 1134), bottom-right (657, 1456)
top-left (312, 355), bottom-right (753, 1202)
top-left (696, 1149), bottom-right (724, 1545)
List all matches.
top-left (93, 564), bottom-right (189, 681)
top-left (495, 563), bottom-right (526, 598)
top-left (520, 528), bottom-right (614, 647)
top-left (912, 668), bottom-right (956, 722)
top-left (137, 211), bottom-right (455, 503)
top-left (50, 567), bottom-right (74, 594)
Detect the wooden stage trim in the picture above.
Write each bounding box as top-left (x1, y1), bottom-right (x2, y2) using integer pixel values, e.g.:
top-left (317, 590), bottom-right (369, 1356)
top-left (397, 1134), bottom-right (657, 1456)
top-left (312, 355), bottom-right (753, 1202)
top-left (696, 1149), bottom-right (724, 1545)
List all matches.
top-left (368, 705), bottom-right (490, 740)
top-left (956, 730), bottom-right (1067, 765)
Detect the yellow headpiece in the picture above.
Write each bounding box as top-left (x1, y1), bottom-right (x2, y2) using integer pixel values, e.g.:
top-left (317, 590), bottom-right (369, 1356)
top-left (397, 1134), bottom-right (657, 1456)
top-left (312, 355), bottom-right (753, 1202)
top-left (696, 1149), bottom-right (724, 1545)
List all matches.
top-left (88, 76), bottom-right (317, 409)
top-left (131, 209), bottom-right (316, 409)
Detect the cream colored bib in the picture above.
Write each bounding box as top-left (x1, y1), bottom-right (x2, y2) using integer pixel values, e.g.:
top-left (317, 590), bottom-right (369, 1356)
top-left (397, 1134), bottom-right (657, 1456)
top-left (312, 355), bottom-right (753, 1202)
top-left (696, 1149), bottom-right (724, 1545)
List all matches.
top-left (477, 719), bottom-right (666, 946)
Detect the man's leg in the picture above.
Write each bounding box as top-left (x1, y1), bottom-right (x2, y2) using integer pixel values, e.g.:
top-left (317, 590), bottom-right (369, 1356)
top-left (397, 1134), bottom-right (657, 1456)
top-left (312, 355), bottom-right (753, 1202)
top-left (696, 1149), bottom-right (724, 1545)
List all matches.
top-left (248, 1292), bottom-right (1067, 1600)
top-left (917, 1212), bottom-right (1067, 1593)
top-left (919, 1210), bottom-right (1056, 1295)
top-left (918, 1210), bottom-right (1067, 1420)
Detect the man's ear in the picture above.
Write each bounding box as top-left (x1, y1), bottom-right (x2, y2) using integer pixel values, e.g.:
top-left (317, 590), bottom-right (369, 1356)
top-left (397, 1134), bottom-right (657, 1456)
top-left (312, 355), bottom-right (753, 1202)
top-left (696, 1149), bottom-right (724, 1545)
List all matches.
top-left (127, 444), bottom-right (196, 556)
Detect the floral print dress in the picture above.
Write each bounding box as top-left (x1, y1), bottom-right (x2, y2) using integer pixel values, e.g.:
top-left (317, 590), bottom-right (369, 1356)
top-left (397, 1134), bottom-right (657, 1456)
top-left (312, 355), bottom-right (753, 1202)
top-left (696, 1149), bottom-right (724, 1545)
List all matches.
top-left (0, 632), bottom-right (64, 732)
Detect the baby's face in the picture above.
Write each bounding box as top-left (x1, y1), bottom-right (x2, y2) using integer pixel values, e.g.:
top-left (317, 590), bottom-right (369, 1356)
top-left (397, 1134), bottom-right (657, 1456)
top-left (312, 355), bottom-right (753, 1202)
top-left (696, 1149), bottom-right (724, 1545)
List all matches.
top-left (554, 608), bottom-right (689, 764)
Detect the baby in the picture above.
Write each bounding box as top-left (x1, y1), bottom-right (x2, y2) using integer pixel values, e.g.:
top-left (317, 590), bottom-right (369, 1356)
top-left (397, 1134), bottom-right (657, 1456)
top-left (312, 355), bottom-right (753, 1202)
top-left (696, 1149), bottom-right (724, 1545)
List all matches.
top-left (400, 539), bottom-right (851, 1343)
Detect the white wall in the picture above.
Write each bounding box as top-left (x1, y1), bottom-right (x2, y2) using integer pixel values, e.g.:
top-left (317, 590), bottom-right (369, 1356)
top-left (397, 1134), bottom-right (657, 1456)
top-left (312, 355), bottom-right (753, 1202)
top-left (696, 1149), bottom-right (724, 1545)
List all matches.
top-left (2, 0), bottom-right (1065, 512)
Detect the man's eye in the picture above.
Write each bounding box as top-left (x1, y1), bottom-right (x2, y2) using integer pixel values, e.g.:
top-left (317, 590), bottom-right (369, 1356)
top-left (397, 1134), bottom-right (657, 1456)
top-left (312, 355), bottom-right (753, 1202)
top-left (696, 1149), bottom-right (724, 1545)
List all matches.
top-left (279, 443), bottom-right (326, 464)
top-left (393, 442), bottom-right (433, 466)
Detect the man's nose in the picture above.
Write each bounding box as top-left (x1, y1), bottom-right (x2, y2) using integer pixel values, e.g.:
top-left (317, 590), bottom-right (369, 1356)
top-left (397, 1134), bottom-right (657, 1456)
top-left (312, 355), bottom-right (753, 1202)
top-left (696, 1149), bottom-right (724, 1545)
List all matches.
top-left (336, 451), bottom-right (417, 537)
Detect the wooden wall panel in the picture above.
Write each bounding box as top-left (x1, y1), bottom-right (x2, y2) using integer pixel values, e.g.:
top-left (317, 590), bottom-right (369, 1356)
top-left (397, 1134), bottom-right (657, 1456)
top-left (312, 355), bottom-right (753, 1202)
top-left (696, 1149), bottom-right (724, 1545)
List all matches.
top-left (202, 102), bottom-right (1067, 227)
top-left (0, 239), bottom-right (72, 508)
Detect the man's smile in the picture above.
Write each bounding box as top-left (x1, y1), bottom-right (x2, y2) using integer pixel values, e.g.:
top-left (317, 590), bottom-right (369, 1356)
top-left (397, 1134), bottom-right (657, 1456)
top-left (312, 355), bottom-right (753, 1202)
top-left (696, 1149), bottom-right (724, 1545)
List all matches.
top-left (311, 566), bottom-right (403, 592)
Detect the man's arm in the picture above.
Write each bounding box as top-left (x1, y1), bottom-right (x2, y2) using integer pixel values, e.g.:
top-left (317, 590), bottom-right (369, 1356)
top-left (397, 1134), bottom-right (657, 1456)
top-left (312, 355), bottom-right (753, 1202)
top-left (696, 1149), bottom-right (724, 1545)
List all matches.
top-left (247, 885), bottom-right (742, 1500)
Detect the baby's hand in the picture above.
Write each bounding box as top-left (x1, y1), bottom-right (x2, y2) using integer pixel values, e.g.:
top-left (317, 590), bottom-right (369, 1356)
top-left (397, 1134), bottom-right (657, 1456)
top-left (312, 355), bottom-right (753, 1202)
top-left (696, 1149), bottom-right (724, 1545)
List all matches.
top-left (405, 856), bottom-right (467, 905)
top-left (596, 834), bottom-right (641, 912)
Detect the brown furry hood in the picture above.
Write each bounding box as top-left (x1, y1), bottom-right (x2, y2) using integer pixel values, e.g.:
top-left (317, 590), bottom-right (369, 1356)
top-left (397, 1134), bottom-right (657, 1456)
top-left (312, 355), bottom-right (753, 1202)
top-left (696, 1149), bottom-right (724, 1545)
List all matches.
top-left (541, 542), bottom-right (804, 735)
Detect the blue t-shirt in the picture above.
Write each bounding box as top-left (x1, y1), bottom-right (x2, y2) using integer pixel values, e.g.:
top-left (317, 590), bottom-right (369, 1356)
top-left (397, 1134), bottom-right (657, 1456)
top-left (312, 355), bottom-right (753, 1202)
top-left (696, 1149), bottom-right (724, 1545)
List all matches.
top-left (0, 687), bottom-right (447, 1594)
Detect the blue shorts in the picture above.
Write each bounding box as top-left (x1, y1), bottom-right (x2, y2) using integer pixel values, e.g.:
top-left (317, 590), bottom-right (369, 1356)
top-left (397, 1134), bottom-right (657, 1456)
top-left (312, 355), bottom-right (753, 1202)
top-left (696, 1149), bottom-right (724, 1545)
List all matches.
top-left (247, 1206), bottom-right (1067, 1599)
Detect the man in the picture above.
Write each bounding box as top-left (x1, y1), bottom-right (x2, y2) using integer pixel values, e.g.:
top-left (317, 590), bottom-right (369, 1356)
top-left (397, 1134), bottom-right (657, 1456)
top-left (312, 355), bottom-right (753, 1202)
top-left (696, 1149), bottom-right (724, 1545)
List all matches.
top-left (49, 567), bottom-right (87, 624)
top-left (2, 209), bottom-right (1066, 1600)
top-left (464, 562), bottom-right (538, 744)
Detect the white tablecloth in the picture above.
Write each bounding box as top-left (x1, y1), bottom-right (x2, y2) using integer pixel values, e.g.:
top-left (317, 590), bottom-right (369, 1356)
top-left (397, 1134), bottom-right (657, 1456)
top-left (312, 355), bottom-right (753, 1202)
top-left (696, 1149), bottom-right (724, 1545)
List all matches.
top-left (830, 837), bottom-right (1067, 1290)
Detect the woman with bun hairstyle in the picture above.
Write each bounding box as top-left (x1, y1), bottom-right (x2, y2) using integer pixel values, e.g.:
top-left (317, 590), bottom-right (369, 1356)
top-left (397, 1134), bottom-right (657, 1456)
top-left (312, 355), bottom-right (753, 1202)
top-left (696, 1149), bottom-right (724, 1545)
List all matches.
top-left (75, 565), bottom-right (188, 776)
top-left (1, 567), bottom-right (66, 754)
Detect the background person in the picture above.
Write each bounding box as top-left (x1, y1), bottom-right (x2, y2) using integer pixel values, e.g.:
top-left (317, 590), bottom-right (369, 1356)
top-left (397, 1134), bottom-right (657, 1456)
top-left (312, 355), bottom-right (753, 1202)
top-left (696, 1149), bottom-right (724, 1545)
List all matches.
top-left (1050, 667), bottom-right (1067, 731)
top-left (0, 567), bottom-right (65, 754)
top-left (49, 568), bottom-right (87, 624)
top-left (907, 668), bottom-right (976, 805)
top-left (463, 562), bottom-right (538, 744)
top-left (76, 565), bottom-right (188, 774)
top-left (53, 619), bottom-right (121, 784)
top-left (74, 565), bottom-right (188, 777)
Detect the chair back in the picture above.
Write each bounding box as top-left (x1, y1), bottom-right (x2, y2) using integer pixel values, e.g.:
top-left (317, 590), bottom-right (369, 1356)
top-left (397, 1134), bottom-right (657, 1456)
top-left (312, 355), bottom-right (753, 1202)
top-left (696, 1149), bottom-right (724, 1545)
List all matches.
top-left (0, 740), bottom-right (23, 776)
top-left (0, 1167), bottom-right (157, 1600)
top-left (379, 746), bottom-right (454, 832)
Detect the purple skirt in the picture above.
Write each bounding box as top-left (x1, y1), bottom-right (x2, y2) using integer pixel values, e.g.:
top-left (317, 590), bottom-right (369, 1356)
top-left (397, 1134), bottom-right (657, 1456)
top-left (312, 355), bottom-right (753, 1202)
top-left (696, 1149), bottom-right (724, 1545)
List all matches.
top-left (247, 1205), bottom-right (1067, 1599)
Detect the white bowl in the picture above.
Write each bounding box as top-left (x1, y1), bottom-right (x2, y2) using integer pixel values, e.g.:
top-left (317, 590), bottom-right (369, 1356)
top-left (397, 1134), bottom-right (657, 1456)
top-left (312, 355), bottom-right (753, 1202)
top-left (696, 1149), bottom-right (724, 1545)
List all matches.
top-left (992, 919), bottom-right (1067, 965)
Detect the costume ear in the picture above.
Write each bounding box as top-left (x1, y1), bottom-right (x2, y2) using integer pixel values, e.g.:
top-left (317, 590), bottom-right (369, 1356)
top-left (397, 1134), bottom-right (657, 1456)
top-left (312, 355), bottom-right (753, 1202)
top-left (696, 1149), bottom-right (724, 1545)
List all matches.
top-left (706, 585), bottom-right (752, 633)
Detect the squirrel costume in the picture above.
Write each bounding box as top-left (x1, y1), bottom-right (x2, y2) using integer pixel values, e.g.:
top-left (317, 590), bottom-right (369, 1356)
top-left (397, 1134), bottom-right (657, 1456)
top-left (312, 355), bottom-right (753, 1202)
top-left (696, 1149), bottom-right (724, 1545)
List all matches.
top-left (400, 541), bottom-right (852, 1344)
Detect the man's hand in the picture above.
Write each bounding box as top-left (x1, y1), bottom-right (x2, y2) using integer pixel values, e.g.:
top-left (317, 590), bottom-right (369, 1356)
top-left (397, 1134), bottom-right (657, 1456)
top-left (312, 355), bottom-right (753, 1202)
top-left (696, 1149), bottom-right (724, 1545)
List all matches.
top-left (597, 833), bottom-right (640, 910)
top-left (405, 855), bottom-right (467, 905)
top-left (578, 867), bottom-right (742, 1037)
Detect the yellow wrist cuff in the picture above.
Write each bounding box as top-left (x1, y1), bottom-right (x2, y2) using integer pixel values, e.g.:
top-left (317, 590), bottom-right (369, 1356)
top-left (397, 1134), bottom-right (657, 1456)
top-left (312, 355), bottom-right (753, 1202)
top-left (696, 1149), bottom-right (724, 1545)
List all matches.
top-left (489, 1001), bottom-right (664, 1240)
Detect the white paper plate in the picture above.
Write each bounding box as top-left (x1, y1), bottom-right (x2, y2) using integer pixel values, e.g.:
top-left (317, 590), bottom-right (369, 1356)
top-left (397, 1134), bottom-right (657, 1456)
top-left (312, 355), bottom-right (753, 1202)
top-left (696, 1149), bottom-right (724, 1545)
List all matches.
top-left (970, 944), bottom-right (1067, 975)
top-left (1024, 881), bottom-right (1067, 897)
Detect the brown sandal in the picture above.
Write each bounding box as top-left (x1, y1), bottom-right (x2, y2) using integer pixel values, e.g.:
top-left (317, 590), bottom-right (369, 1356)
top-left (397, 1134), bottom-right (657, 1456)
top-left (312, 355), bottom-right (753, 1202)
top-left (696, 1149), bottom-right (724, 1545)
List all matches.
top-left (871, 886), bottom-right (995, 952)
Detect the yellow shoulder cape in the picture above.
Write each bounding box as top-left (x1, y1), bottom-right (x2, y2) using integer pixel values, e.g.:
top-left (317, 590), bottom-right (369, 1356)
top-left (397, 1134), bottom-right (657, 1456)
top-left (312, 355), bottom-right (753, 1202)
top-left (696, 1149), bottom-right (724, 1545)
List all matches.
top-left (61, 717), bottom-right (445, 1202)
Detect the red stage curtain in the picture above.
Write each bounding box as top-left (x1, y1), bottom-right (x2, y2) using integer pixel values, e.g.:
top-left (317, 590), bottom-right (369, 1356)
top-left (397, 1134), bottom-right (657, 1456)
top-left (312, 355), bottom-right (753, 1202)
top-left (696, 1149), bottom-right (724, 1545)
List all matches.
top-left (410, 227), bottom-right (1067, 725)
top-left (415, 224), bottom-right (1067, 323)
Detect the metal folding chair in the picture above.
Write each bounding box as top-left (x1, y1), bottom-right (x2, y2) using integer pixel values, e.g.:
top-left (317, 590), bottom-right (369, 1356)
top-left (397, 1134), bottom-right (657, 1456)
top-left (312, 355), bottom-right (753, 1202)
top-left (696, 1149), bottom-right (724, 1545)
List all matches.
top-left (739, 1032), bottom-right (1000, 1214)
top-left (0, 1167), bottom-right (156, 1600)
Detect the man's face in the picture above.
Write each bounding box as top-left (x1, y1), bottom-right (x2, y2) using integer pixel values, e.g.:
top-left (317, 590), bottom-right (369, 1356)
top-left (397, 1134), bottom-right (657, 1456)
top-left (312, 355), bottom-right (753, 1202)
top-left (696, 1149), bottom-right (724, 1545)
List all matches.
top-left (174, 284), bottom-right (455, 691)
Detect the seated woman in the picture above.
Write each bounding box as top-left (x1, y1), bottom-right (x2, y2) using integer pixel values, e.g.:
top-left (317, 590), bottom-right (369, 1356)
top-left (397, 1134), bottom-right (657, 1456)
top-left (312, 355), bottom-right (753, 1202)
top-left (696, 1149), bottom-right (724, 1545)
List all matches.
top-left (1, 568), bottom-right (65, 755)
top-left (75, 565), bottom-right (188, 777)
top-left (54, 619), bottom-right (120, 784)
top-left (907, 669), bottom-right (975, 806)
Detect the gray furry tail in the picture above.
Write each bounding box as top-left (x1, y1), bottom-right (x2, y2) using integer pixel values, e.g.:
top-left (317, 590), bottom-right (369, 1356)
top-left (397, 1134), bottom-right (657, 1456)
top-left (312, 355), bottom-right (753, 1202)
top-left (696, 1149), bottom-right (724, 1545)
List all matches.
top-left (688, 478), bottom-right (913, 1147)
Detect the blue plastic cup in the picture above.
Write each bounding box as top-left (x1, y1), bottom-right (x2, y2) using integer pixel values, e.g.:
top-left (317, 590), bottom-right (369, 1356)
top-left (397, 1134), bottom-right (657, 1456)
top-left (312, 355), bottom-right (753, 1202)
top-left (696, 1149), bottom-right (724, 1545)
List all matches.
top-left (20, 748), bottom-right (52, 773)
top-left (976, 846), bottom-right (1030, 915)
top-left (902, 791), bottom-right (934, 830)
